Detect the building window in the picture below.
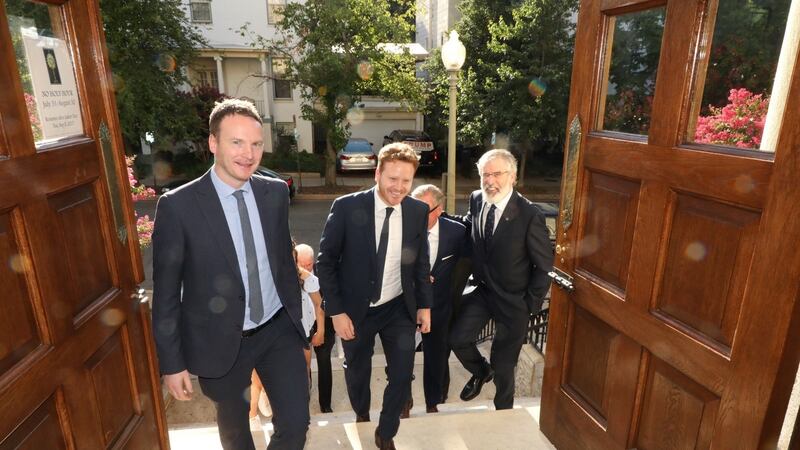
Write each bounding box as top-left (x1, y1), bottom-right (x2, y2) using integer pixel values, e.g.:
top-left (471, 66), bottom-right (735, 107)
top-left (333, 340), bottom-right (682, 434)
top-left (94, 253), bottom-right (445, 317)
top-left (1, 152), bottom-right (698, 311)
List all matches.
top-left (197, 69), bottom-right (218, 89)
top-left (190, 1), bottom-right (212, 23)
top-left (274, 122), bottom-right (296, 151)
top-left (272, 58), bottom-right (292, 99)
top-left (267, 0), bottom-right (286, 25)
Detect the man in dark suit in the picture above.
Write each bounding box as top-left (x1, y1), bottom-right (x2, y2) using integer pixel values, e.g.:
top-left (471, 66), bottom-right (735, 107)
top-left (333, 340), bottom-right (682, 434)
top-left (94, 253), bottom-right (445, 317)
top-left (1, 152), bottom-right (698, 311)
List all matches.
top-left (151, 99), bottom-right (309, 450)
top-left (410, 184), bottom-right (467, 414)
top-left (317, 143), bottom-right (433, 450)
top-left (448, 149), bottom-right (553, 410)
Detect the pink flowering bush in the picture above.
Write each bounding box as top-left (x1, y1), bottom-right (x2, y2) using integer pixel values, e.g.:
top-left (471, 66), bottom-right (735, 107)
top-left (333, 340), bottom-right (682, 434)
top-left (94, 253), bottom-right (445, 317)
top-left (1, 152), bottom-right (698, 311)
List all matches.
top-left (126, 156), bottom-right (156, 248)
top-left (694, 88), bottom-right (768, 149)
top-left (24, 93), bottom-right (43, 141)
top-left (136, 214), bottom-right (154, 248)
top-left (126, 156), bottom-right (157, 201)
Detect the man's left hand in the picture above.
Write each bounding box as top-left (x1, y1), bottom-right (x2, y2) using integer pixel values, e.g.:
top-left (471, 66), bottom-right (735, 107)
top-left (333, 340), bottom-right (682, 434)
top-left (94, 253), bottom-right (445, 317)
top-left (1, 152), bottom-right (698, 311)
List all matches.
top-left (416, 308), bottom-right (431, 333)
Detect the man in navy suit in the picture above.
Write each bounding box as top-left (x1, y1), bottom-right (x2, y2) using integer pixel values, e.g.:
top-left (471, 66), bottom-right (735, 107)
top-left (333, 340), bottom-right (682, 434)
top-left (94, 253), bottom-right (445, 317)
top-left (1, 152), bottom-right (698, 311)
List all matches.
top-left (152, 99), bottom-right (308, 450)
top-left (317, 143), bottom-right (433, 450)
top-left (410, 185), bottom-right (467, 413)
top-left (448, 149), bottom-right (553, 410)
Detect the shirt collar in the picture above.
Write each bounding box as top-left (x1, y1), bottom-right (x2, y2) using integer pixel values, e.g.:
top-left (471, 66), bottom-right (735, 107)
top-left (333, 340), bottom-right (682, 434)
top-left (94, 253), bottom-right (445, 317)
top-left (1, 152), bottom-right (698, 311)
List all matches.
top-left (482, 188), bottom-right (513, 211)
top-left (429, 220), bottom-right (440, 238)
top-left (374, 187), bottom-right (402, 214)
top-left (210, 166), bottom-right (252, 198)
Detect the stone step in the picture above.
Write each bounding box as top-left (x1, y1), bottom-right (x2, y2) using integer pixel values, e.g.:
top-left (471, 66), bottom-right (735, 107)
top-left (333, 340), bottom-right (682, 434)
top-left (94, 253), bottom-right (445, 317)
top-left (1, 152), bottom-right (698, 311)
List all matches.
top-left (166, 342), bottom-right (544, 427)
top-left (169, 398), bottom-right (555, 449)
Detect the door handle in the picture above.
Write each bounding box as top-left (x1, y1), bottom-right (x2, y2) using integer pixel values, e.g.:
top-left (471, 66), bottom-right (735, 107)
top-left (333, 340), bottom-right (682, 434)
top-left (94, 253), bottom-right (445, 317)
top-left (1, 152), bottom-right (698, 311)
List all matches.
top-left (548, 267), bottom-right (575, 292)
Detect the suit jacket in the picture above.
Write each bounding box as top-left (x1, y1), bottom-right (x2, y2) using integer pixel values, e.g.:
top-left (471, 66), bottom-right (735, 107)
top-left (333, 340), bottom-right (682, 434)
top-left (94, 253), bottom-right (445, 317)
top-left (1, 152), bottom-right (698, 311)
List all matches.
top-left (316, 188), bottom-right (433, 327)
top-left (465, 190), bottom-right (553, 315)
top-left (151, 170), bottom-right (304, 378)
top-left (430, 217), bottom-right (468, 312)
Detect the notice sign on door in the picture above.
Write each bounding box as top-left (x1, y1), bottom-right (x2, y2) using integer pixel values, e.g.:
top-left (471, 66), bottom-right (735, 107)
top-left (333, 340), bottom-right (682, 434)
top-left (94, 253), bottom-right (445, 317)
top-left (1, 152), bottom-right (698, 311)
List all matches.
top-left (21, 29), bottom-right (84, 141)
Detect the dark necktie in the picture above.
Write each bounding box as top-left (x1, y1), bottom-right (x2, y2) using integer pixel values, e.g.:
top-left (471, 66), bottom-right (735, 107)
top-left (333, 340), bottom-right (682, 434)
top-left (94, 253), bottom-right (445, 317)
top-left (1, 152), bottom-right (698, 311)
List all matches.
top-left (373, 207), bottom-right (394, 303)
top-left (233, 190), bottom-right (263, 323)
top-left (484, 204), bottom-right (496, 250)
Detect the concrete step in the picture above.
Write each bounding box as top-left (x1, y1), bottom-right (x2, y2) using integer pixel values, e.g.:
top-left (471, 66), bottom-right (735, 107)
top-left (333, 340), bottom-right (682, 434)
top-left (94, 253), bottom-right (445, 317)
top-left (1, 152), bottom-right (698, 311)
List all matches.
top-left (169, 398), bottom-right (555, 449)
top-left (166, 341), bottom-right (544, 427)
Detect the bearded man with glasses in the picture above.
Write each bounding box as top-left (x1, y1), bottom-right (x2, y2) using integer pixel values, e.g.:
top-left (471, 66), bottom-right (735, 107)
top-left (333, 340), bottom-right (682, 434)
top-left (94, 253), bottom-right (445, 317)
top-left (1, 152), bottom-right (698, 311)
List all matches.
top-left (447, 149), bottom-right (554, 410)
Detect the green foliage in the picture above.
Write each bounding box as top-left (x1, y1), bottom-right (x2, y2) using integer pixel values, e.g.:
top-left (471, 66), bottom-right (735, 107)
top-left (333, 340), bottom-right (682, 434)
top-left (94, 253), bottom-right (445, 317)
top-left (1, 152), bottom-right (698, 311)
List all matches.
top-left (99, 0), bottom-right (205, 151)
top-left (261, 151), bottom-right (324, 173)
top-left (700, 0), bottom-right (791, 111)
top-left (423, 0), bottom-right (577, 151)
top-left (241, 0), bottom-right (424, 186)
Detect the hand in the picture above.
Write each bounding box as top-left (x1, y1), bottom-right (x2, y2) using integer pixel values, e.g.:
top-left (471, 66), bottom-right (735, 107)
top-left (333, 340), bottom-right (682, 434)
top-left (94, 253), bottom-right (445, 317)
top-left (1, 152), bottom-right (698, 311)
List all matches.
top-left (164, 370), bottom-right (193, 401)
top-left (416, 308), bottom-right (431, 334)
top-left (332, 313), bottom-right (355, 340)
top-left (430, 275), bottom-right (434, 283)
top-left (311, 331), bottom-right (325, 347)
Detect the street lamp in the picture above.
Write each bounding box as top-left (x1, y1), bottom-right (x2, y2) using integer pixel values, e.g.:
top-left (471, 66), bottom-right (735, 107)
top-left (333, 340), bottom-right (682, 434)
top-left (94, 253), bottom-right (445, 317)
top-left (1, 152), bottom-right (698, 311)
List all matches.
top-left (441, 30), bottom-right (465, 214)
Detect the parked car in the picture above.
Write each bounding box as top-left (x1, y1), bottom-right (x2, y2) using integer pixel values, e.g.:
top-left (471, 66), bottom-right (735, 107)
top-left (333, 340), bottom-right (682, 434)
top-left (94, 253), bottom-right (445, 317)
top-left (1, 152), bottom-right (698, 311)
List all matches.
top-left (337, 138), bottom-right (377, 172)
top-left (160, 166), bottom-right (295, 199)
top-left (256, 166), bottom-right (295, 198)
top-left (383, 129), bottom-right (440, 172)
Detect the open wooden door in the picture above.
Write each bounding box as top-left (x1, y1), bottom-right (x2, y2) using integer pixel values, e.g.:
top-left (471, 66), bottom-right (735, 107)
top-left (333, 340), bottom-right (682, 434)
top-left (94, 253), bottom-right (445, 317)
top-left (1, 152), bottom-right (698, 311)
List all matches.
top-left (0, 0), bottom-right (167, 448)
top-left (541, 0), bottom-right (800, 448)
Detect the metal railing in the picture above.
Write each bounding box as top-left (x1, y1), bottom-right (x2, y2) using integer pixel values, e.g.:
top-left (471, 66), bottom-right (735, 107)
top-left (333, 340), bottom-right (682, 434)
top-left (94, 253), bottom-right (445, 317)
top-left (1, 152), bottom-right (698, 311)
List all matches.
top-left (475, 307), bottom-right (550, 354)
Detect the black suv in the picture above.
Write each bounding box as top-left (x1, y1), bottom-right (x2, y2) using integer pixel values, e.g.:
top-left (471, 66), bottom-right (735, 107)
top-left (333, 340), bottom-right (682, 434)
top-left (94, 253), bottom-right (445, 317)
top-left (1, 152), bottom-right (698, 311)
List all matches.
top-left (383, 130), bottom-right (441, 172)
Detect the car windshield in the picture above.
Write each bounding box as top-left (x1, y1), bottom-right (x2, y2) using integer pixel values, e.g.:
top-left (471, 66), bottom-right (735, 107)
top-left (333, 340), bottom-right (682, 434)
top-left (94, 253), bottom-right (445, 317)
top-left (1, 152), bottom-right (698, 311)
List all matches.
top-left (344, 140), bottom-right (373, 154)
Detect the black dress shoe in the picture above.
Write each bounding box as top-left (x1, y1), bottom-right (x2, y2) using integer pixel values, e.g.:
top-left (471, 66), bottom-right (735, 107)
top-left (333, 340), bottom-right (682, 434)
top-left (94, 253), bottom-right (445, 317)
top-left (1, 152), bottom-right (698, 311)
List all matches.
top-left (459, 369), bottom-right (494, 401)
top-left (426, 405), bottom-right (439, 413)
top-left (320, 406), bottom-right (333, 413)
top-left (374, 428), bottom-right (396, 450)
top-left (356, 414), bottom-right (370, 423)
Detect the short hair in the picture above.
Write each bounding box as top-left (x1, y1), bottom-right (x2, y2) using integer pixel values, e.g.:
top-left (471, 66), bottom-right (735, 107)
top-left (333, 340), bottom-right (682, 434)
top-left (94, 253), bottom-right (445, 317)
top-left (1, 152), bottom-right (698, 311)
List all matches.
top-left (208, 98), bottom-right (262, 137)
top-left (295, 243), bottom-right (315, 260)
top-left (411, 184), bottom-right (444, 206)
top-left (377, 142), bottom-right (420, 171)
top-left (477, 149), bottom-right (517, 178)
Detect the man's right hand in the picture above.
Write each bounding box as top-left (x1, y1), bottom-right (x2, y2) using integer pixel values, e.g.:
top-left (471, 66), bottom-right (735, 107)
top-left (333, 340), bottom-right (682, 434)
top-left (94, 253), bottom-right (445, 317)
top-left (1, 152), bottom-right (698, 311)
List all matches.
top-left (164, 370), bottom-right (193, 401)
top-left (332, 313), bottom-right (355, 340)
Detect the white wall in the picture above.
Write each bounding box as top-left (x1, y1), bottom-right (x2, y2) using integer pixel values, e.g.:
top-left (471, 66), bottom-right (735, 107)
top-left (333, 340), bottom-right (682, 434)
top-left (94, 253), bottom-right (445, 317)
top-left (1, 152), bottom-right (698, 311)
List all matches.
top-left (181, 0), bottom-right (289, 47)
top-left (350, 116), bottom-right (417, 151)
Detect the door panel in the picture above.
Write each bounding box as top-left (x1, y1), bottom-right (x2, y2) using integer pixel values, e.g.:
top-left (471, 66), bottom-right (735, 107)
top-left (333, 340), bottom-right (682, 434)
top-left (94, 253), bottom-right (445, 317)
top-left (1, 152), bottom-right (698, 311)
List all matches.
top-left (541, 0), bottom-right (800, 448)
top-left (0, 0), bottom-right (166, 448)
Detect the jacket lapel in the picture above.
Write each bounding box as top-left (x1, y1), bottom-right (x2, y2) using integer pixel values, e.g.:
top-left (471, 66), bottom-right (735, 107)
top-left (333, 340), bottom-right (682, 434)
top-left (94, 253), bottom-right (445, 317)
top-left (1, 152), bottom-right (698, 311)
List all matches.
top-left (487, 191), bottom-right (520, 255)
top-left (195, 171), bottom-right (242, 284)
top-left (252, 178), bottom-right (283, 286)
top-left (364, 188), bottom-right (377, 272)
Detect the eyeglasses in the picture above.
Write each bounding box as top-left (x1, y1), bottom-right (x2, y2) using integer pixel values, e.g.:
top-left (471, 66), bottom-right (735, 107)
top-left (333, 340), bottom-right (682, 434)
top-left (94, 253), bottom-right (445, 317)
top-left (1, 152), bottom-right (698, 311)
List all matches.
top-left (428, 205), bottom-right (441, 215)
top-left (481, 170), bottom-right (509, 179)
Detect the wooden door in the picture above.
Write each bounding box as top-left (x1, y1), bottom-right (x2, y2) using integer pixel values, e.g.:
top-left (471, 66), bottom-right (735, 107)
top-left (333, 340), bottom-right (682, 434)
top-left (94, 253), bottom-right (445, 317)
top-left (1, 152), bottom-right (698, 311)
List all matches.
top-left (541, 0), bottom-right (800, 448)
top-left (0, 0), bottom-right (167, 448)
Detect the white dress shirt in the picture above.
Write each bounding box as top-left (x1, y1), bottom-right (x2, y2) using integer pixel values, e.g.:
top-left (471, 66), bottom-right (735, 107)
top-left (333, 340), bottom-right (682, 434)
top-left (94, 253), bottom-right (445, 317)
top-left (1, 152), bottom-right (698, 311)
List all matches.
top-left (428, 220), bottom-right (439, 269)
top-left (373, 189), bottom-right (403, 306)
top-left (480, 189), bottom-right (513, 238)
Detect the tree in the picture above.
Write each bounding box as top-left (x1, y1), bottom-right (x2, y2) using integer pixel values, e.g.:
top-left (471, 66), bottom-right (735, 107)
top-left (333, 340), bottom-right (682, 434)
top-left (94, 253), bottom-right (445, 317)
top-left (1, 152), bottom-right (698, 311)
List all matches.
top-left (242, 0), bottom-right (424, 186)
top-left (423, 0), bottom-right (577, 185)
top-left (99, 0), bottom-right (205, 152)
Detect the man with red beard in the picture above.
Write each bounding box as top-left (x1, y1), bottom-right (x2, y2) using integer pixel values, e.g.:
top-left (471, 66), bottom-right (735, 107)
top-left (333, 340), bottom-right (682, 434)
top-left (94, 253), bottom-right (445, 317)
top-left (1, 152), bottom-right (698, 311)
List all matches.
top-left (317, 143), bottom-right (432, 449)
top-left (448, 149), bottom-right (553, 410)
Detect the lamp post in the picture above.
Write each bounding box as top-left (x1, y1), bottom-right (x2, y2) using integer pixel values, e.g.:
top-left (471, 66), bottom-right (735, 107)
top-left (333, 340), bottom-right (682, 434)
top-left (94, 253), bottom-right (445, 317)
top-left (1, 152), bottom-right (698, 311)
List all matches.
top-left (441, 30), bottom-right (465, 214)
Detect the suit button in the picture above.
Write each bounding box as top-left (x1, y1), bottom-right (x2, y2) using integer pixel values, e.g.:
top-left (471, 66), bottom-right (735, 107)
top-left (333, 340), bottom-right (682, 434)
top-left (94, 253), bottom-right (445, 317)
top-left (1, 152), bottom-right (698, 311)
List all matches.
top-left (238, 296), bottom-right (244, 302)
